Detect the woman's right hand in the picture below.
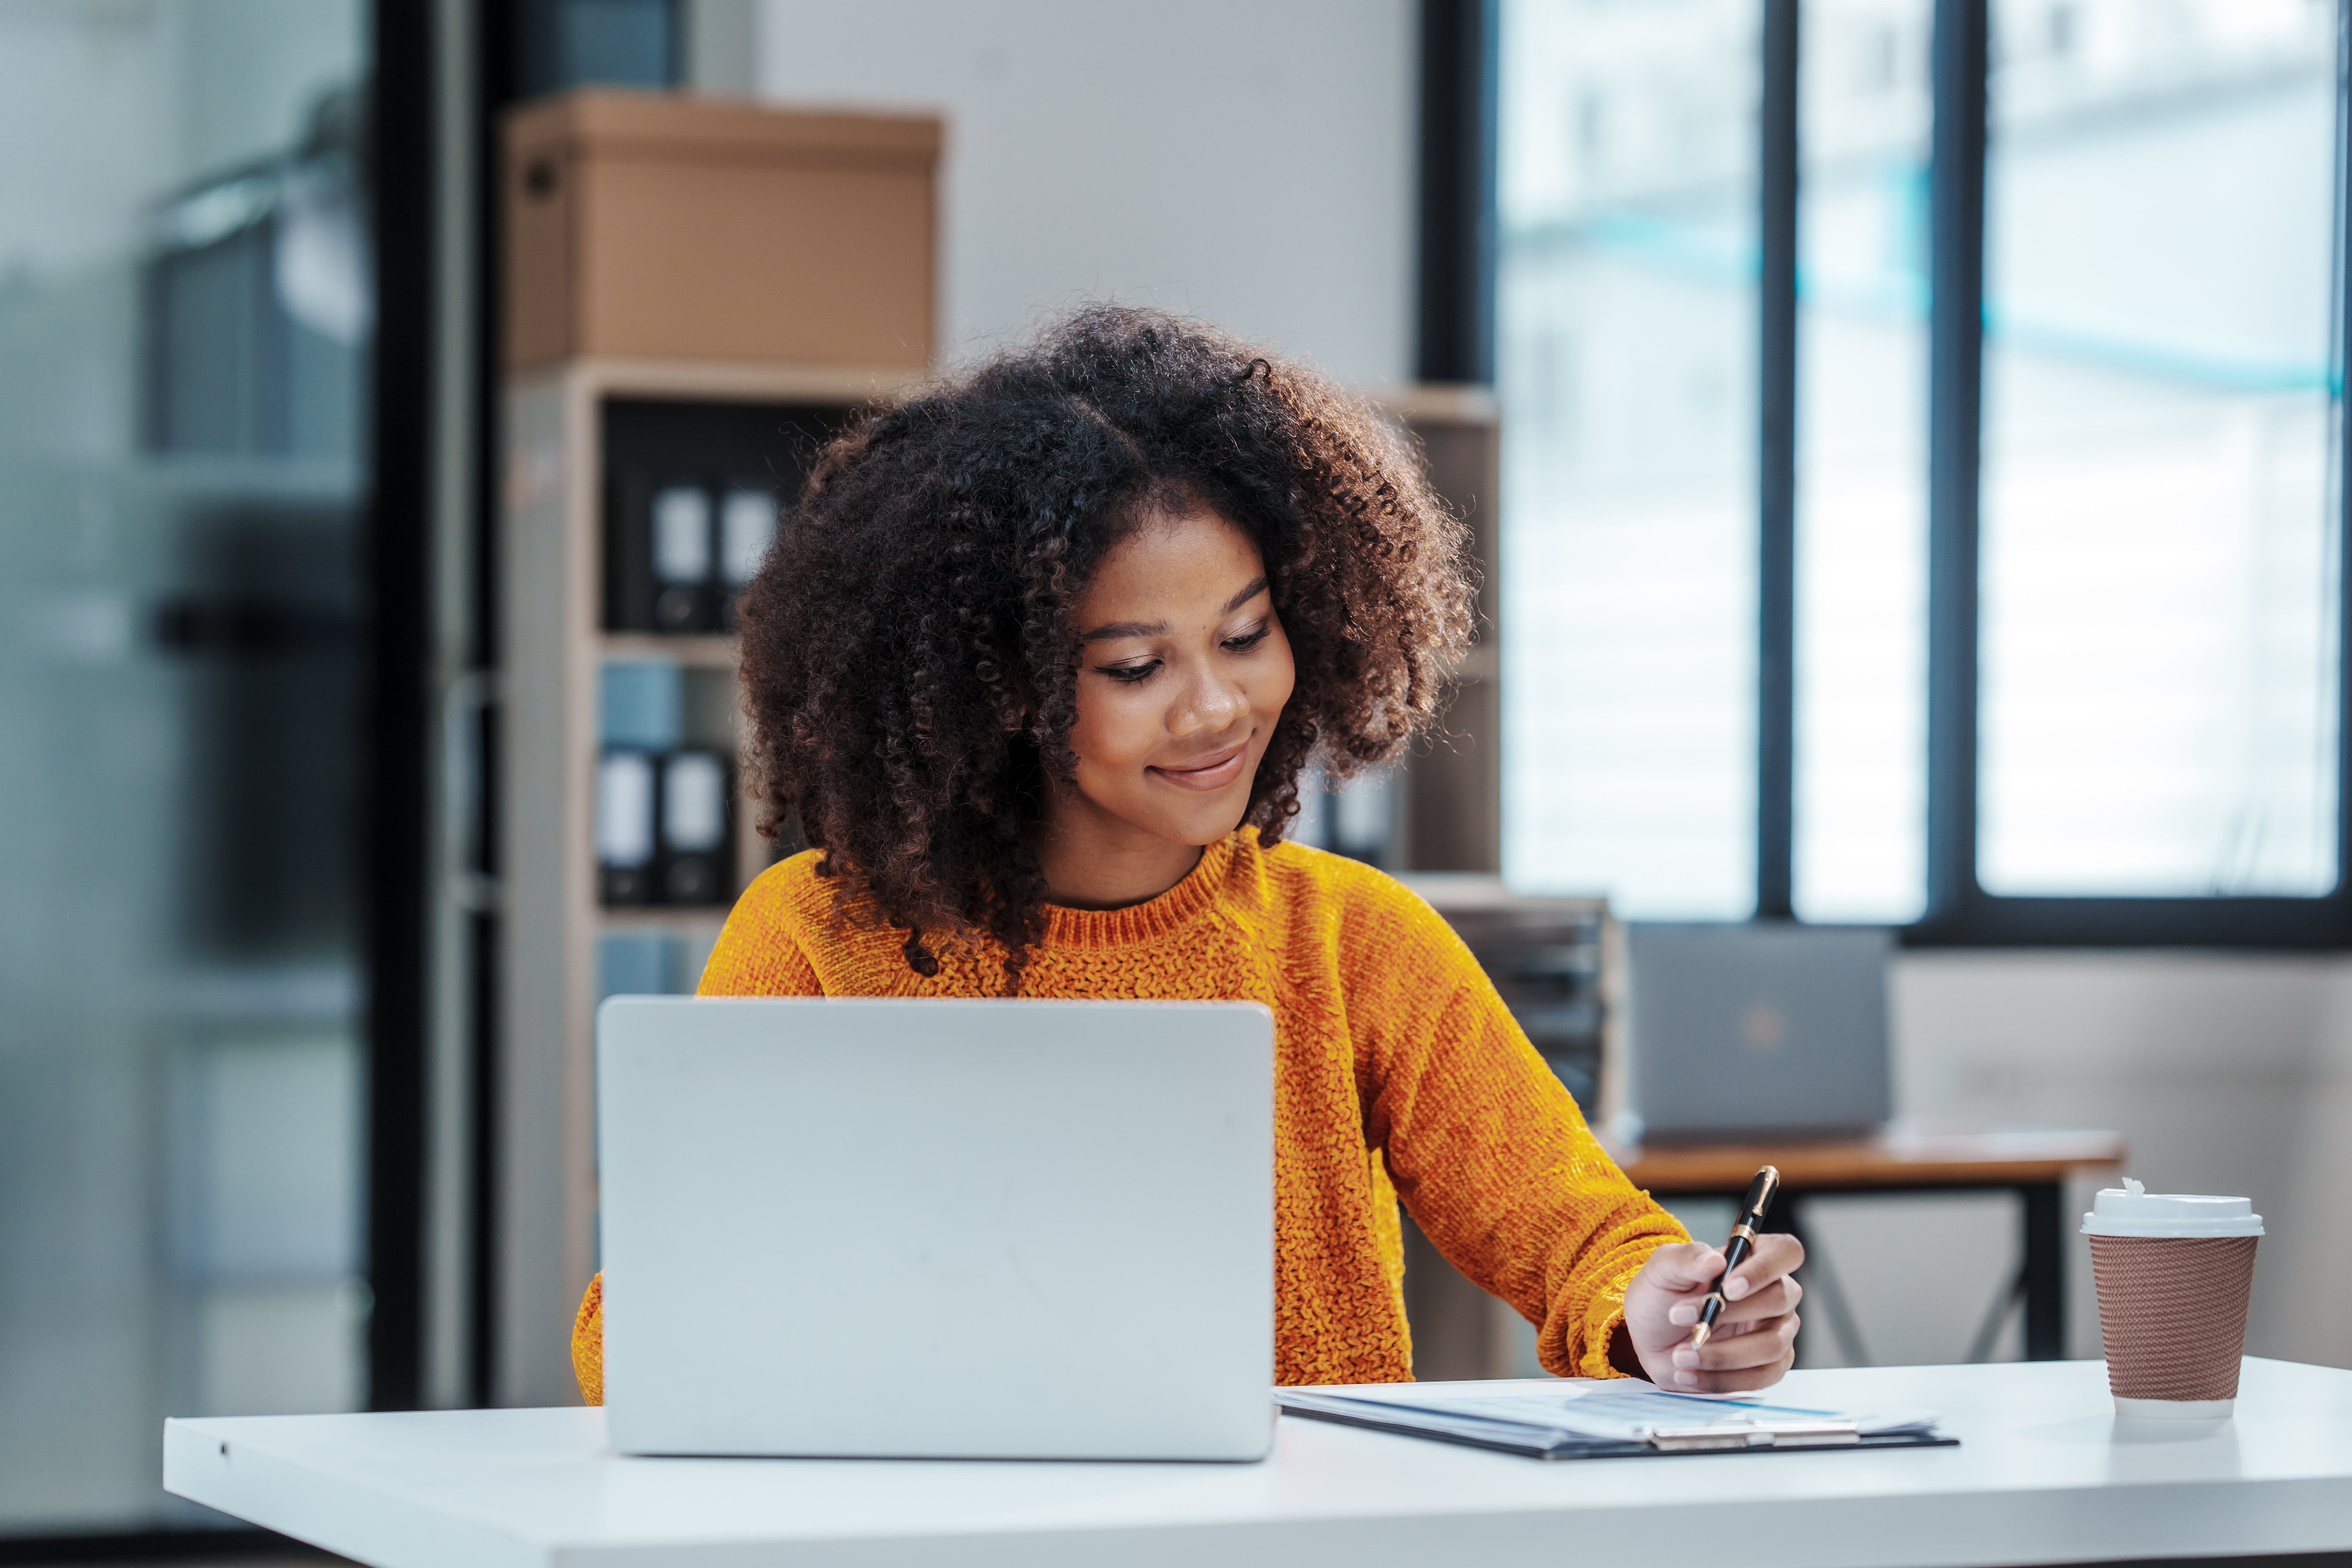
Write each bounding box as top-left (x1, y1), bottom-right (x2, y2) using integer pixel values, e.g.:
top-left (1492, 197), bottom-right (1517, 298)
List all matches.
top-left (1619, 1235), bottom-right (1804, 1391)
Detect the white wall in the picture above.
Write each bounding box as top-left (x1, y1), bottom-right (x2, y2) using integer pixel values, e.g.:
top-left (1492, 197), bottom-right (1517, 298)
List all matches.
top-left (750, 0), bottom-right (1416, 385)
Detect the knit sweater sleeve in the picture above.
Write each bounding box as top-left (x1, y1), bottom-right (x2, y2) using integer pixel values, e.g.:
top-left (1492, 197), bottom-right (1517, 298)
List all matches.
top-left (1340, 875), bottom-right (1687, 1379)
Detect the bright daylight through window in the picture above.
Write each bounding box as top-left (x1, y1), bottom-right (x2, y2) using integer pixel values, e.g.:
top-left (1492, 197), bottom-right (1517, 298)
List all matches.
top-left (1498, 0), bottom-right (2345, 921)
top-left (1978, 0), bottom-right (2340, 897)
top-left (1793, 0), bottom-right (1931, 924)
top-left (1498, 0), bottom-right (1763, 920)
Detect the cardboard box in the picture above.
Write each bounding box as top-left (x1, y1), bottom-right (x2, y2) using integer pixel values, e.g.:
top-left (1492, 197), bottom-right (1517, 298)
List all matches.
top-left (504, 90), bottom-right (939, 370)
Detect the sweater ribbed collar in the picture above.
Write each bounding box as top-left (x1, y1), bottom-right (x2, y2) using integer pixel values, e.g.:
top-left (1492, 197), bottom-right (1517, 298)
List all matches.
top-left (1038, 832), bottom-right (1244, 951)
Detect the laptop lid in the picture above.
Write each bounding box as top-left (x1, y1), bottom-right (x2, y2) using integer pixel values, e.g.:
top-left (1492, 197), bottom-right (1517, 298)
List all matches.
top-left (595, 996), bottom-right (1274, 1460)
top-left (1623, 923), bottom-right (1892, 1142)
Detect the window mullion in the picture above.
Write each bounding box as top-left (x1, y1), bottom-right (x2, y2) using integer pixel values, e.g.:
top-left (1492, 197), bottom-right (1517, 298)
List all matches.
top-left (1756, 0), bottom-right (1800, 921)
top-left (1921, 0), bottom-right (1988, 932)
top-left (2333, 0), bottom-right (2352, 905)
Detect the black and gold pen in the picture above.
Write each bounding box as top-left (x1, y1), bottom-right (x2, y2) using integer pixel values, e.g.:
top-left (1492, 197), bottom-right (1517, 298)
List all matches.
top-left (1689, 1164), bottom-right (1782, 1350)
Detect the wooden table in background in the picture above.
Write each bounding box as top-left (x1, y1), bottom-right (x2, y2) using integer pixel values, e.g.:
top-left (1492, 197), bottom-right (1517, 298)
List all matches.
top-left (1613, 1129), bottom-right (2127, 1363)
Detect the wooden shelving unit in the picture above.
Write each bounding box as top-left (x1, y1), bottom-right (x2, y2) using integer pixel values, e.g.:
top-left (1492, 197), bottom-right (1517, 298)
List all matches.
top-left (496, 358), bottom-right (926, 1406)
top-left (1377, 384), bottom-right (1503, 877)
top-left (595, 632), bottom-right (738, 668)
top-left (491, 89), bottom-right (947, 1409)
top-left (595, 908), bottom-right (735, 938)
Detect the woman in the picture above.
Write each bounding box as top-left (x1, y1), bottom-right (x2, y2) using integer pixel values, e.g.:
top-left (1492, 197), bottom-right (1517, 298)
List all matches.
top-left (572, 306), bottom-right (1802, 1398)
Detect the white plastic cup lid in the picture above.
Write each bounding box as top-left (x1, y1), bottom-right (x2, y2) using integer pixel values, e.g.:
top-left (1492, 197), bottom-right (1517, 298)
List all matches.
top-left (2081, 1178), bottom-right (2264, 1238)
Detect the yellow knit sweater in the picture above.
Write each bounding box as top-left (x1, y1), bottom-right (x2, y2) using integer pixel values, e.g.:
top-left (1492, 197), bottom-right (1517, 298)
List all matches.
top-left (570, 830), bottom-right (1685, 1400)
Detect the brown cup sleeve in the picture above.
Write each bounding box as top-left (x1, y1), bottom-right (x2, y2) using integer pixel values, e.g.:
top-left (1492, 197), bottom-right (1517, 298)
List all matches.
top-left (2087, 1234), bottom-right (2257, 1404)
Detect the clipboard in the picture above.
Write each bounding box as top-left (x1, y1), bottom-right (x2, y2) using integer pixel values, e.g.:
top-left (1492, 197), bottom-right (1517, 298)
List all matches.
top-left (1276, 1386), bottom-right (1959, 1462)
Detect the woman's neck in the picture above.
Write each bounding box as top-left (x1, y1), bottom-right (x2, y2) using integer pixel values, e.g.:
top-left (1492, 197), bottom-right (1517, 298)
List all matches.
top-left (1031, 799), bottom-right (1208, 910)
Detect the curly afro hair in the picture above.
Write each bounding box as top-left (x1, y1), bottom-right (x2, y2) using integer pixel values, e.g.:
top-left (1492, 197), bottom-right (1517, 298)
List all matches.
top-left (735, 304), bottom-right (1476, 984)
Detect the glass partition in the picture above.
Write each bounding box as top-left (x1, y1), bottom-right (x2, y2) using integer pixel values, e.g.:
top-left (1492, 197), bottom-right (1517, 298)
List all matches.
top-left (0, 0), bottom-right (372, 1534)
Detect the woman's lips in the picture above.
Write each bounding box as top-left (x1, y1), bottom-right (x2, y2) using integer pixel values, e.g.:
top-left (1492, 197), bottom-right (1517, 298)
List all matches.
top-left (1150, 741), bottom-right (1249, 792)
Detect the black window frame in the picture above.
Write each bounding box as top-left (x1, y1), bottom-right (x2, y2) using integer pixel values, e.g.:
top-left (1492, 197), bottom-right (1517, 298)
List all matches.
top-left (366, 0), bottom-right (437, 1417)
top-left (1443, 0), bottom-right (2352, 949)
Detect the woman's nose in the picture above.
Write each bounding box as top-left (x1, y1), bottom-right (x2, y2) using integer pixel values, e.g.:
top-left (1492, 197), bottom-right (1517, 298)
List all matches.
top-left (1174, 663), bottom-right (1247, 733)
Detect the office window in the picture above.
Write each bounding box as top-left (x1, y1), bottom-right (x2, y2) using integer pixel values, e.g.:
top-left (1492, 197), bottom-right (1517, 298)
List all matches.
top-left (1497, 0), bottom-right (2352, 941)
top-left (1979, 0), bottom-right (2340, 896)
top-left (1498, 0), bottom-right (1763, 918)
top-left (1793, 0), bottom-right (1933, 922)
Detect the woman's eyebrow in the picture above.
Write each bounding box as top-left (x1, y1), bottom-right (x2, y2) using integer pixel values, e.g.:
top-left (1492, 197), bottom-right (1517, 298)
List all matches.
top-left (1080, 578), bottom-right (1269, 643)
top-left (1081, 618), bottom-right (1167, 643)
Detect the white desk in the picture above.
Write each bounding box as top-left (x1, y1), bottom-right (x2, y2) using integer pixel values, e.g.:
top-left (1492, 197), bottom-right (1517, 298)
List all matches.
top-left (165, 1358), bottom-right (2352, 1568)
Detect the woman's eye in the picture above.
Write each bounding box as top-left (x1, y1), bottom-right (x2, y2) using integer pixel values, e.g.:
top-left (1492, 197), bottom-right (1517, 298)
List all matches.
top-left (1223, 626), bottom-right (1272, 653)
top-left (1100, 661), bottom-right (1159, 684)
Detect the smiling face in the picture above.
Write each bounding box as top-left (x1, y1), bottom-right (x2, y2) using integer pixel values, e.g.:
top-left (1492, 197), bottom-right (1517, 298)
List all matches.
top-left (1032, 504), bottom-right (1296, 908)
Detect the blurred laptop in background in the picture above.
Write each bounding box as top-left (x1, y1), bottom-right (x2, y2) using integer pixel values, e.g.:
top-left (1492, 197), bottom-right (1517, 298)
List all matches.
top-left (1622, 924), bottom-right (1893, 1144)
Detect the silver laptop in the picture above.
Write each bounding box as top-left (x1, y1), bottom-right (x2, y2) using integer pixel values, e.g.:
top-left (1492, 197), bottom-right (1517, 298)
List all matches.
top-left (595, 996), bottom-right (1275, 1460)
top-left (1622, 923), bottom-right (1892, 1142)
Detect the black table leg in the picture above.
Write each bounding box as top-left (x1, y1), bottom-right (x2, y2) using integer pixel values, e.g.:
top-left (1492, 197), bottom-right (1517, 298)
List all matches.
top-left (1780, 1194), bottom-right (1871, 1367)
top-left (2020, 1180), bottom-right (2066, 1360)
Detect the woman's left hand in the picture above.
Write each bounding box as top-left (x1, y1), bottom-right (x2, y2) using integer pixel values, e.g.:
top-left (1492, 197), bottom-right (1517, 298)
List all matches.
top-left (1619, 1233), bottom-right (1805, 1391)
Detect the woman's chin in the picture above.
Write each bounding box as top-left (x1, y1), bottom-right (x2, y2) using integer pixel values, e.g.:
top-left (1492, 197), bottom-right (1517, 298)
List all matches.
top-left (1142, 791), bottom-right (1254, 849)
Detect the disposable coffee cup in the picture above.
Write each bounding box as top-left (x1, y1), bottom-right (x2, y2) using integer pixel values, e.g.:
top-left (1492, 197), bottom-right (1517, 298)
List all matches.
top-left (2082, 1179), bottom-right (2262, 1418)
